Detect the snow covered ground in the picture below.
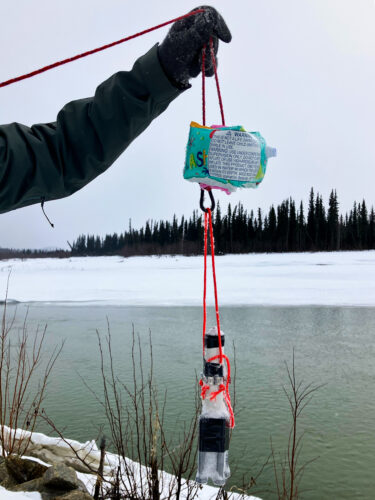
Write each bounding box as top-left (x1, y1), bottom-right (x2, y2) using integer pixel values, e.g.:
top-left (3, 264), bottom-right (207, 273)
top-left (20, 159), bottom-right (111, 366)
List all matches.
top-left (0, 427), bottom-right (259, 500)
top-left (1, 251), bottom-right (375, 306)
top-left (0, 488), bottom-right (41, 500)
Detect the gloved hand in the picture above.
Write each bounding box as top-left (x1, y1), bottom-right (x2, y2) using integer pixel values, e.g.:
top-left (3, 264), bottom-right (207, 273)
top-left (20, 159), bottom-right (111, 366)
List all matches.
top-left (158, 5), bottom-right (232, 88)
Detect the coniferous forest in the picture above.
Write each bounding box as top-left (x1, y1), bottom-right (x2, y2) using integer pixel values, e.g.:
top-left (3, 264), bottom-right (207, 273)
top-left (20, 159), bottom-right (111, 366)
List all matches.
top-left (70, 189), bottom-right (375, 257)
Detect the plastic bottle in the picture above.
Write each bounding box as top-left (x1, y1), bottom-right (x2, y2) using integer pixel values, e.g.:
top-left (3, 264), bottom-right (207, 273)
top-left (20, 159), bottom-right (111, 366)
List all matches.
top-left (196, 327), bottom-right (231, 486)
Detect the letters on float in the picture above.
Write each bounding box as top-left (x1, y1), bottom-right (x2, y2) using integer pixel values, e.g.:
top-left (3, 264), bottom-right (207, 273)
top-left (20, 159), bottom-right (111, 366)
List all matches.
top-left (190, 150), bottom-right (208, 169)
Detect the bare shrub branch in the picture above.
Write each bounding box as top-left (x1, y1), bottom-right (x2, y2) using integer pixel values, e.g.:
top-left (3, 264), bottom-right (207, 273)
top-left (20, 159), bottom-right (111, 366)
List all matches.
top-left (0, 277), bottom-right (63, 456)
top-left (272, 349), bottom-right (324, 500)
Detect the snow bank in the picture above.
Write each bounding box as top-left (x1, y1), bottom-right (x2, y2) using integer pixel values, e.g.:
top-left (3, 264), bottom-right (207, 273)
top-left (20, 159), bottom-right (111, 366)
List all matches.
top-left (0, 487), bottom-right (41, 500)
top-left (1, 427), bottom-right (259, 500)
top-left (1, 251), bottom-right (375, 306)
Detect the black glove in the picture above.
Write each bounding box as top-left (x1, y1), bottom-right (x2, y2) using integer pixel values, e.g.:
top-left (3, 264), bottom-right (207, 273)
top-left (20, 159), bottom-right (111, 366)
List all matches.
top-left (158, 6), bottom-right (232, 88)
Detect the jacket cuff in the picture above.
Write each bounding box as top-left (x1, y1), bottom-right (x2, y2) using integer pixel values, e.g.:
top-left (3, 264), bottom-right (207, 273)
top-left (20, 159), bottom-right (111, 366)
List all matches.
top-left (136, 44), bottom-right (190, 103)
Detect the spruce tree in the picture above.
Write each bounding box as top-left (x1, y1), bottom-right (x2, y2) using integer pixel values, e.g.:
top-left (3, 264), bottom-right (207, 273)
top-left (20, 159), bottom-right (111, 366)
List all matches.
top-left (214, 202), bottom-right (223, 253)
top-left (307, 188), bottom-right (315, 250)
top-left (268, 205), bottom-right (277, 252)
top-left (327, 190), bottom-right (339, 250)
top-left (352, 202), bottom-right (359, 248)
top-left (288, 199), bottom-right (297, 252)
top-left (359, 200), bottom-right (368, 249)
top-left (171, 215), bottom-right (178, 245)
top-left (298, 201), bottom-right (306, 251)
top-left (248, 210), bottom-right (255, 252)
top-left (95, 236), bottom-right (102, 254)
top-left (369, 207), bottom-right (375, 249)
top-left (227, 203), bottom-right (233, 253)
top-left (145, 221), bottom-right (152, 244)
top-left (315, 194), bottom-right (327, 250)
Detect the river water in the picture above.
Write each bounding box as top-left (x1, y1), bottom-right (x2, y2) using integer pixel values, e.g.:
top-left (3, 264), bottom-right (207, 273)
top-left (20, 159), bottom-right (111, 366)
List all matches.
top-left (4, 303), bottom-right (375, 499)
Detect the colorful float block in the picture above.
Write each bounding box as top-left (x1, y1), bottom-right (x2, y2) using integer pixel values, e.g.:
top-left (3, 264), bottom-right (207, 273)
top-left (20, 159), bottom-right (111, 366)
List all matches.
top-left (184, 121), bottom-right (276, 193)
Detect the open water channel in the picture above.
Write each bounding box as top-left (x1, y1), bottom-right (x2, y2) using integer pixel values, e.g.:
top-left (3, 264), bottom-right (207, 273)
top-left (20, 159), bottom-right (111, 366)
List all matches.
top-left (4, 303), bottom-right (375, 499)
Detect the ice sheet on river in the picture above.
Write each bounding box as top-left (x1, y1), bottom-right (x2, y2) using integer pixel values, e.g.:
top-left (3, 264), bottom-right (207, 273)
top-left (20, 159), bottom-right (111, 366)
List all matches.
top-left (0, 251), bottom-right (374, 306)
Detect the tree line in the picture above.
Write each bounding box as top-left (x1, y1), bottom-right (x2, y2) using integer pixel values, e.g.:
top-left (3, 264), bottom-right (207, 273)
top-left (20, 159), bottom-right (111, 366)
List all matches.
top-left (69, 189), bottom-right (375, 257)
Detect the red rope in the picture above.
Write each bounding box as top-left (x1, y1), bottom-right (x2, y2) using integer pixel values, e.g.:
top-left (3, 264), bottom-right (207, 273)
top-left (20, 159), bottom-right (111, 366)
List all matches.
top-left (0, 9), bottom-right (205, 88)
top-left (206, 354), bottom-right (235, 428)
top-left (210, 383), bottom-right (225, 401)
top-left (201, 46), bottom-right (206, 127)
top-left (199, 380), bottom-right (210, 400)
top-left (203, 210), bottom-right (208, 354)
top-left (209, 37), bottom-right (226, 126)
top-left (207, 208), bottom-right (223, 363)
top-left (200, 40), bottom-right (228, 368)
top-left (202, 208), bottom-right (235, 428)
top-left (201, 38), bottom-right (226, 127)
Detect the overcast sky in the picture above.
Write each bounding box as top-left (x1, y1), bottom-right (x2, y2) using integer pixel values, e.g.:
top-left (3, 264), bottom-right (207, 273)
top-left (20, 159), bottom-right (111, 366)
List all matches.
top-left (0, 0), bottom-right (374, 249)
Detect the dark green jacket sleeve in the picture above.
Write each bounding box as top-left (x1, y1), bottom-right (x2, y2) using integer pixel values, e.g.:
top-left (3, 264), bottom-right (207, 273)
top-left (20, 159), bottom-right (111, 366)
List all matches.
top-left (0, 45), bottom-right (184, 214)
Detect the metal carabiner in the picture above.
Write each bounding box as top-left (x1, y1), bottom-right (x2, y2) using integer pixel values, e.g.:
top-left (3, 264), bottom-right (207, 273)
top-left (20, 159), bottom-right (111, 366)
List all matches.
top-left (200, 188), bottom-right (215, 213)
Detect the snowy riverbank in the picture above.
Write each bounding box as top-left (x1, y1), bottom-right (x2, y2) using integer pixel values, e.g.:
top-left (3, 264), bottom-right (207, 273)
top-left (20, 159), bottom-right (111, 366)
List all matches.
top-left (1, 251), bottom-right (375, 307)
top-left (0, 427), bottom-right (259, 500)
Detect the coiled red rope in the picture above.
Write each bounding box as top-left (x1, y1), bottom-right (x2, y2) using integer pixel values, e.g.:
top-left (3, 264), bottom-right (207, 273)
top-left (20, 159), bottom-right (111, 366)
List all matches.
top-left (0, 9), bottom-right (205, 88)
